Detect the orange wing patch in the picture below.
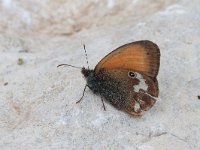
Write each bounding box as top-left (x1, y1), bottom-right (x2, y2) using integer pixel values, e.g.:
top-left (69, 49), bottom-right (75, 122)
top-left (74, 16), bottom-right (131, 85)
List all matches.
top-left (95, 40), bottom-right (160, 78)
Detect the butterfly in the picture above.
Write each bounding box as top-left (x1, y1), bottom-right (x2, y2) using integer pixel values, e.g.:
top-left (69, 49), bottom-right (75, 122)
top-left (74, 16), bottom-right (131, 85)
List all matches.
top-left (58, 40), bottom-right (160, 116)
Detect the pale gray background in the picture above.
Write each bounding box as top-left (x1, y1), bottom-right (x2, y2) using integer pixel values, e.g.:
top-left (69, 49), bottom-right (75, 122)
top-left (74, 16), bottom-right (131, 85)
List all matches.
top-left (0, 0), bottom-right (200, 149)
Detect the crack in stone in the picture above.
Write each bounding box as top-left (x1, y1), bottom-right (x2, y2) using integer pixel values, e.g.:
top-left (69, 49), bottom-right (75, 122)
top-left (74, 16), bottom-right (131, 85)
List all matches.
top-left (137, 131), bottom-right (189, 149)
top-left (137, 131), bottom-right (168, 144)
top-left (169, 133), bottom-right (188, 143)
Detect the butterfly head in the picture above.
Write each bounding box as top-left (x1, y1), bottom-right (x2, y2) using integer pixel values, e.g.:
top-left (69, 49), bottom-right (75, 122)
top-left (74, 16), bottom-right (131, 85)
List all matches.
top-left (81, 67), bottom-right (94, 78)
top-left (81, 67), bottom-right (99, 93)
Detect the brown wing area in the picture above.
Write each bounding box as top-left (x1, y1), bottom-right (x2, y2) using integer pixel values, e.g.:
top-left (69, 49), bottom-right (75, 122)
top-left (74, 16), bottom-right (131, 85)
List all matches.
top-left (95, 40), bottom-right (160, 78)
top-left (96, 69), bottom-right (159, 116)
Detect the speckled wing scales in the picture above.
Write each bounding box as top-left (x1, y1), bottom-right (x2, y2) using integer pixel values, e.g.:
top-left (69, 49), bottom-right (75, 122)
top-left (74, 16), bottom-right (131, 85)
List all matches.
top-left (96, 69), bottom-right (159, 116)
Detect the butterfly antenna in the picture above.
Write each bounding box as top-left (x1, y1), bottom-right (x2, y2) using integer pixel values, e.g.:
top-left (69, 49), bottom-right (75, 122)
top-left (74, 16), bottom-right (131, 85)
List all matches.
top-left (57, 64), bottom-right (82, 69)
top-left (83, 44), bottom-right (89, 69)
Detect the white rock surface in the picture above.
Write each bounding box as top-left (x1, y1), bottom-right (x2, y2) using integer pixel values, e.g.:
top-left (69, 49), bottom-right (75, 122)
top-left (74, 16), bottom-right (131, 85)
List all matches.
top-left (0, 0), bottom-right (200, 149)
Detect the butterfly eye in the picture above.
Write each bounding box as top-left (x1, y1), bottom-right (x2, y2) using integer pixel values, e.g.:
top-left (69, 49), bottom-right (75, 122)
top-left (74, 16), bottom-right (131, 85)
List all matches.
top-left (128, 71), bottom-right (137, 78)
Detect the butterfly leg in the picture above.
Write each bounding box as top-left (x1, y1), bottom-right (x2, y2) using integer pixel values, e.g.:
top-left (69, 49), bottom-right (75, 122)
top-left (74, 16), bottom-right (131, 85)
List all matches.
top-left (76, 84), bottom-right (87, 104)
top-left (100, 95), bottom-right (106, 111)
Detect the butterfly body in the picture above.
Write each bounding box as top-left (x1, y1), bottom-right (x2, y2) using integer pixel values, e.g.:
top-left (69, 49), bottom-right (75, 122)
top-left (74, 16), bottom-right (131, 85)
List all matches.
top-left (81, 40), bottom-right (160, 116)
top-left (81, 68), bottom-right (99, 93)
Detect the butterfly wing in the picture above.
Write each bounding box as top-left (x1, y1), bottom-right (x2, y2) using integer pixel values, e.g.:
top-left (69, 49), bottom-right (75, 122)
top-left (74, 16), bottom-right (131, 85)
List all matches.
top-left (96, 69), bottom-right (158, 116)
top-left (95, 40), bottom-right (160, 78)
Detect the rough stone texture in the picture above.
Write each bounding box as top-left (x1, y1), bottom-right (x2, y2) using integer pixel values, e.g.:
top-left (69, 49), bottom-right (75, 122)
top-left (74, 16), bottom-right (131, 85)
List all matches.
top-left (0, 0), bottom-right (200, 149)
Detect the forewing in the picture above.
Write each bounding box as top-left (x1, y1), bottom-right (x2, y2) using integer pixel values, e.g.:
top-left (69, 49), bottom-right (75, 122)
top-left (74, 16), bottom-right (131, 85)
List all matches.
top-left (95, 40), bottom-right (160, 78)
